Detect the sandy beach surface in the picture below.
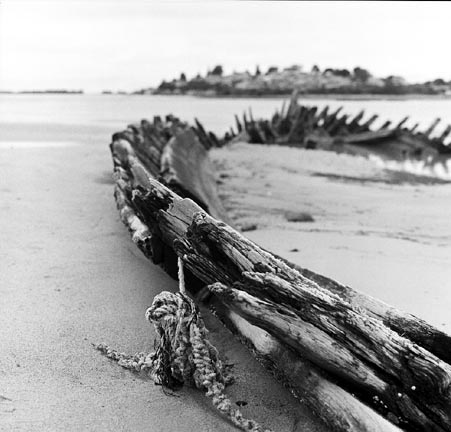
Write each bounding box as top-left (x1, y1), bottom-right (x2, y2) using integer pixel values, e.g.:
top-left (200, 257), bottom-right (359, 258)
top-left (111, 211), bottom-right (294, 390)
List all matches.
top-left (211, 142), bottom-right (451, 333)
top-left (0, 138), bottom-right (326, 431)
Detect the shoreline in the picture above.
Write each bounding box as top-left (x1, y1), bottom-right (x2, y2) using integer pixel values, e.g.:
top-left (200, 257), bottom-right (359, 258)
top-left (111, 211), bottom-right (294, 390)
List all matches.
top-left (145, 92), bottom-right (451, 101)
top-left (3, 92), bottom-right (451, 101)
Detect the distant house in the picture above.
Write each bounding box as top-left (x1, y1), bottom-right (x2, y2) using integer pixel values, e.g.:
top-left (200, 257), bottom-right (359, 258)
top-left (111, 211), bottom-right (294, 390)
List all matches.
top-left (283, 64), bottom-right (303, 72)
top-left (366, 76), bottom-right (385, 87)
top-left (385, 75), bottom-right (408, 86)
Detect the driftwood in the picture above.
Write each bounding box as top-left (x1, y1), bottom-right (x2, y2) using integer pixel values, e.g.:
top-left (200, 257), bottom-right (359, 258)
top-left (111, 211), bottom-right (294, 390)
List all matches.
top-left (110, 116), bottom-right (451, 432)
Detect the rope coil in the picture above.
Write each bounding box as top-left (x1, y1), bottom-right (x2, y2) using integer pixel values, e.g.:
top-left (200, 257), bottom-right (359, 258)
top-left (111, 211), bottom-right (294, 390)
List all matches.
top-left (97, 257), bottom-right (271, 432)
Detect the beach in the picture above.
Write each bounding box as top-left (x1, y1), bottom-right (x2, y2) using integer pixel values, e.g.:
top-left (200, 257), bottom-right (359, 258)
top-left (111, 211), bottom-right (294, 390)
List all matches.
top-left (1, 94), bottom-right (451, 431)
top-left (0, 116), bottom-right (325, 431)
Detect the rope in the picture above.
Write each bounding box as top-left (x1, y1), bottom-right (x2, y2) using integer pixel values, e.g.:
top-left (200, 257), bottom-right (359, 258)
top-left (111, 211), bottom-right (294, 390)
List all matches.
top-left (96, 257), bottom-right (272, 432)
top-left (177, 256), bottom-right (186, 295)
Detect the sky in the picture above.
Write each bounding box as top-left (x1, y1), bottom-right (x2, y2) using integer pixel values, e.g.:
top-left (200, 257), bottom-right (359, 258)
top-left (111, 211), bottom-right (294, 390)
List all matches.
top-left (0, 1), bottom-right (450, 92)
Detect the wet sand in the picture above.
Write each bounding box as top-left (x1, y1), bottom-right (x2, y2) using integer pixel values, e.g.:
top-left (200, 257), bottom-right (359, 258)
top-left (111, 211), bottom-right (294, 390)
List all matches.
top-left (211, 142), bottom-right (451, 333)
top-left (0, 140), bottom-right (325, 431)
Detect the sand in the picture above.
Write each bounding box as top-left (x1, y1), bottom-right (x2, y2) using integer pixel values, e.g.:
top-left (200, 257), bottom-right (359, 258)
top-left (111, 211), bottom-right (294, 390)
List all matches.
top-left (3, 133), bottom-right (450, 432)
top-left (210, 142), bottom-right (451, 333)
top-left (0, 140), bottom-right (326, 431)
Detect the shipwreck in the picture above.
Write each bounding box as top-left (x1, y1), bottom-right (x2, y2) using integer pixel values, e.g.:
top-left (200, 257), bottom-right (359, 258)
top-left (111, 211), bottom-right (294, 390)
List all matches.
top-left (108, 95), bottom-right (451, 431)
top-left (224, 92), bottom-right (451, 167)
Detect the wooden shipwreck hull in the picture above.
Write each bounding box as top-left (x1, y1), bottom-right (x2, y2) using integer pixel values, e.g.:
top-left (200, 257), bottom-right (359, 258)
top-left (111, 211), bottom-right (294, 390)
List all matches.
top-left (225, 92), bottom-right (451, 164)
top-left (110, 113), bottom-right (451, 432)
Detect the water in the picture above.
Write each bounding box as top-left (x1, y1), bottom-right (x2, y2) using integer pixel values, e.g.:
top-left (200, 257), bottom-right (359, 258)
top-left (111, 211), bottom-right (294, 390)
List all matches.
top-left (2, 93), bottom-right (451, 177)
top-left (2, 93), bottom-right (451, 136)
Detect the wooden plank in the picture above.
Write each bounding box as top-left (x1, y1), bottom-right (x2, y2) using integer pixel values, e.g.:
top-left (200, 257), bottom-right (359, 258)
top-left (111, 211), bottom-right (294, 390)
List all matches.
top-left (347, 110), bottom-right (365, 132)
top-left (410, 123), bottom-right (419, 134)
top-left (424, 118), bottom-right (441, 137)
top-left (235, 114), bottom-right (243, 133)
top-left (338, 129), bottom-right (398, 145)
top-left (313, 105), bottom-right (329, 127)
top-left (439, 125), bottom-right (451, 142)
top-left (322, 106), bottom-right (343, 130)
top-left (395, 116), bottom-right (409, 129)
top-left (355, 114), bottom-right (379, 132)
top-left (379, 120), bottom-right (392, 130)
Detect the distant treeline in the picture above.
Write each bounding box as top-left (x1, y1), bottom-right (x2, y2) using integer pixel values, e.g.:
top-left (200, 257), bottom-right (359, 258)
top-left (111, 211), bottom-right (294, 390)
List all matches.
top-left (137, 64), bottom-right (451, 96)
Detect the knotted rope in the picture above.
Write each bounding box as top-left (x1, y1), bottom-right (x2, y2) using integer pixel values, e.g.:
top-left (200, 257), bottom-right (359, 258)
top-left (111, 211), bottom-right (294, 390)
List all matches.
top-left (96, 257), bottom-right (271, 432)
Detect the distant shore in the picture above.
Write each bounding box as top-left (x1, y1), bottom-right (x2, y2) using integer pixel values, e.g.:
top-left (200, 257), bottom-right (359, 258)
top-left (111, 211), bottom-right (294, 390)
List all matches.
top-left (158, 92), bottom-right (451, 101)
top-left (0, 90), bottom-right (83, 95)
top-left (146, 64), bottom-right (451, 100)
top-left (3, 92), bottom-right (451, 102)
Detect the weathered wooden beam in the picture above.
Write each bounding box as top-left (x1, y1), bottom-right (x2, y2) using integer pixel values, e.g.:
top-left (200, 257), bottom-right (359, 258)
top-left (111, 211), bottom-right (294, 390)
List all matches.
top-left (210, 282), bottom-right (449, 432)
top-left (288, 263), bottom-right (451, 366)
top-left (280, 100), bottom-right (286, 118)
top-left (206, 293), bottom-right (402, 432)
top-left (248, 107), bottom-right (254, 124)
top-left (306, 106), bottom-right (318, 122)
top-left (133, 126), bottom-right (163, 169)
top-left (115, 128), bottom-right (160, 176)
top-left (242, 111), bottom-right (249, 129)
top-left (410, 123), bottom-right (419, 134)
top-left (194, 118), bottom-right (212, 149)
top-left (322, 106), bottom-right (343, 130)
top-left (424, 118), bottom-right (441, 137)
top-left (395, 116), bottom-right (409, 130)
top-left (313, 105), bottom-right (329, 127)
top-left (259, 120), bottom-right (277, 143)
top-left (208, 131), bottom-right (220, 147)
top-left (286, 90), bottom-right (299, 118)
top-left (326, 114), bottom-right (348, 134)
top-left (141, 119), bottom-right (167, 151)
top-left (286, 105), bottom-right (308, 143)
top-left (234, 114), bottom-right (243, 133)
top-left (439, 125), bottom-right (451, 142)
top-left (379, 120), bottom-right (392, 130)
top-left (337, 129), bottom-right (398, 145)
top-left (355, 114), bottom-right (379, 132)
top-left (347, 110), bottom-right (365, 132)
top-left (254, 121), bottom-right (269, 144)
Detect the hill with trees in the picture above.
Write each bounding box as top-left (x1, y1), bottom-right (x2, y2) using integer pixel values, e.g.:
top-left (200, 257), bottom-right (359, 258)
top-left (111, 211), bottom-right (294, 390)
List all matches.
top-left (135, 64), bottom-right (451, 96)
